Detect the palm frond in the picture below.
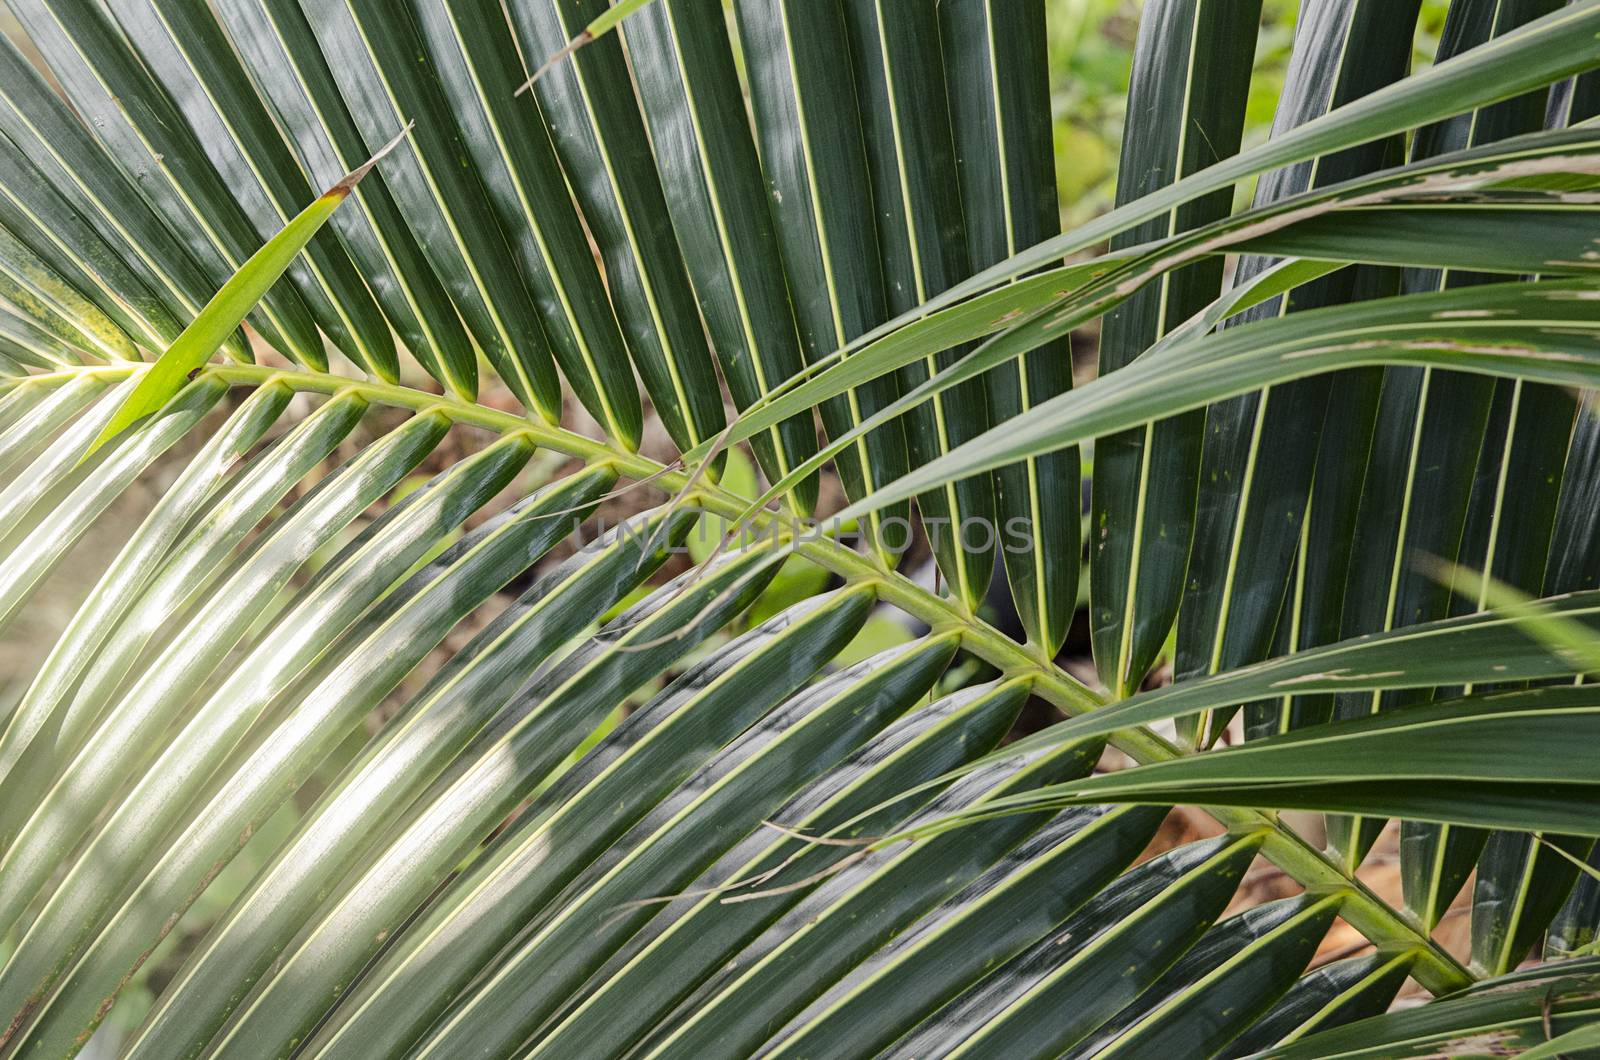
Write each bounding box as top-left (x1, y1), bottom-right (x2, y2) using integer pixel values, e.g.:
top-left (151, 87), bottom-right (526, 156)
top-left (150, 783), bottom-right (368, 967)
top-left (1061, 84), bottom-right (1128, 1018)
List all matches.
top-left (3, 0), bottom-right (1600, 1054)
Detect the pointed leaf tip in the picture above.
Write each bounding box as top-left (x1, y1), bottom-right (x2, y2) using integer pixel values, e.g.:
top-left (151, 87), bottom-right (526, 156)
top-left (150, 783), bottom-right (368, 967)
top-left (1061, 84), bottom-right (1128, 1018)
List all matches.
top-left (331, 120), bottom-right (415, 197)
top-left (516, 31), bottom-right (592, 96)
top-left (514, 0), bottom-right (658, 95)
top-left (83, 131), bottom-right (400, 459)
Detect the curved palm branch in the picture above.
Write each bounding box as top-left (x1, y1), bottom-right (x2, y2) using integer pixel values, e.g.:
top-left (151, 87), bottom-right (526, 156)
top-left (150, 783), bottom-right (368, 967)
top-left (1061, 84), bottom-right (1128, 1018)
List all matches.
top-left (2, 0), bottom-right (1599, 1056)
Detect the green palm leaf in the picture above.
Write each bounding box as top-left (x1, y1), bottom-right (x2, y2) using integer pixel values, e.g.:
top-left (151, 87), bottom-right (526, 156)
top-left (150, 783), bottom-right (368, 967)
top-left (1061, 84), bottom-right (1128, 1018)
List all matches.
top-left (1177, 0), bottom-right (1421, 745)
top-left (511, 0), bottom-right (724, 452)
top-left (952, 685), bottom-right (1600, 835)
top-left (1089, 0), bottom-right (1259, 697)
top-left (1262, 957), bottom-right (1600, 1058)
top-left (5, 0), bottom-right (1600, 1054)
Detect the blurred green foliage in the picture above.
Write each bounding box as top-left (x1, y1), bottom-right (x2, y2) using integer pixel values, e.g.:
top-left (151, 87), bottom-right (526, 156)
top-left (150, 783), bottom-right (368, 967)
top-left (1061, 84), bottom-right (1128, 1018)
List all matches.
top-left (1049, 0), bottom-right (1455, 226)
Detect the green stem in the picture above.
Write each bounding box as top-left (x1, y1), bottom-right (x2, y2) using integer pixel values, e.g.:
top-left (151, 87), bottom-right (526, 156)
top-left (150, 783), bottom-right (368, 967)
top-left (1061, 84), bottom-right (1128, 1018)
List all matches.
top-left (30, 361), bottom-right (1473, 993)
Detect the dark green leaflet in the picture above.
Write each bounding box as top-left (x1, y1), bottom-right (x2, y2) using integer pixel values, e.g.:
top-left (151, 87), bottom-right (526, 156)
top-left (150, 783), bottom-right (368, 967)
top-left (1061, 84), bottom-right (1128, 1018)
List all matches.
top-left (1221, 953), bottom-right (1414, 1056)
top-left (1072, 894), bottom-right (1344, 1058)
top-left (878, 834), bottom-right (1264, 1059)
top-left (410, 637), bottom-right (959, 1060)
top-left (1078, 896), bottom-right (1327, 1051)
top-left (306, 588), bottom-right (877, 1060)
top-left (0, 34), bottom-right (249, 362)
top-left (109, 0), bottom-right (397, 379)
top-left (845, 0), bottom-right (996, 608)
top-left (1261, 958), bottom-right (1600, 1058)
top-left (1539, 362), bottom-right (1600, 965)
top-left (639, 747), bottom-right (1127, 1058)
top-left (1032, 674), bottom-right (1600, 782)
top-left (1547, 410), bottom-right (1600, 599)
top-left (507, 0), bottom-right (725, 453)
top-left (622, 0), bottom-right (820, 510)
top-left (969, 685), bottom-right (1600, 838)
top-left (404, 0), bottom-right (643, 448)
top-left (1546, 844), bottom-right (1600, 959)
top-left (213, 0), bottom-right (474, 392)
top-left (24, 438), bottom-right (616, 1054)
top-left (1419, 372), bottom-right (1574, 927)
top-left (1469, 832), bottom-right (1595, 975)
top-left (0, 221), bottom-right (138, 363)
top-left (1271, 266), bottom-right (1398, 739)
top-left (826, 270), bottom-right (1600, 542)
top-left (0, 305), bottom-right (85, 370)
top-left (674, 814), bottom-right (1165, 1058)
top-left (301, 0), bottom-right (568, 418)
top-left (1338, 0), bottom-right (1564, 886)
top-left (1176, 0), bottom-right (1422, 744)
top-left (1442, 66), bottom-right (1600, 971)
top-left (0, 130), bottom-right (179, 354)
top-left (988, 580), bottom-right (1600, 769)
top-left (201, 539), bottom-right (778, 1057)
top-left (530, 679), bottom-right (1031, 1060)
top-left (730, 0), bottom-right (912, 562)
top-left (940, 0), bottom-right (1077, 656)
top-left (1088, 0), bottom-right (1263, 698)
top-left (7, 0), bottom-right (329, 368)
